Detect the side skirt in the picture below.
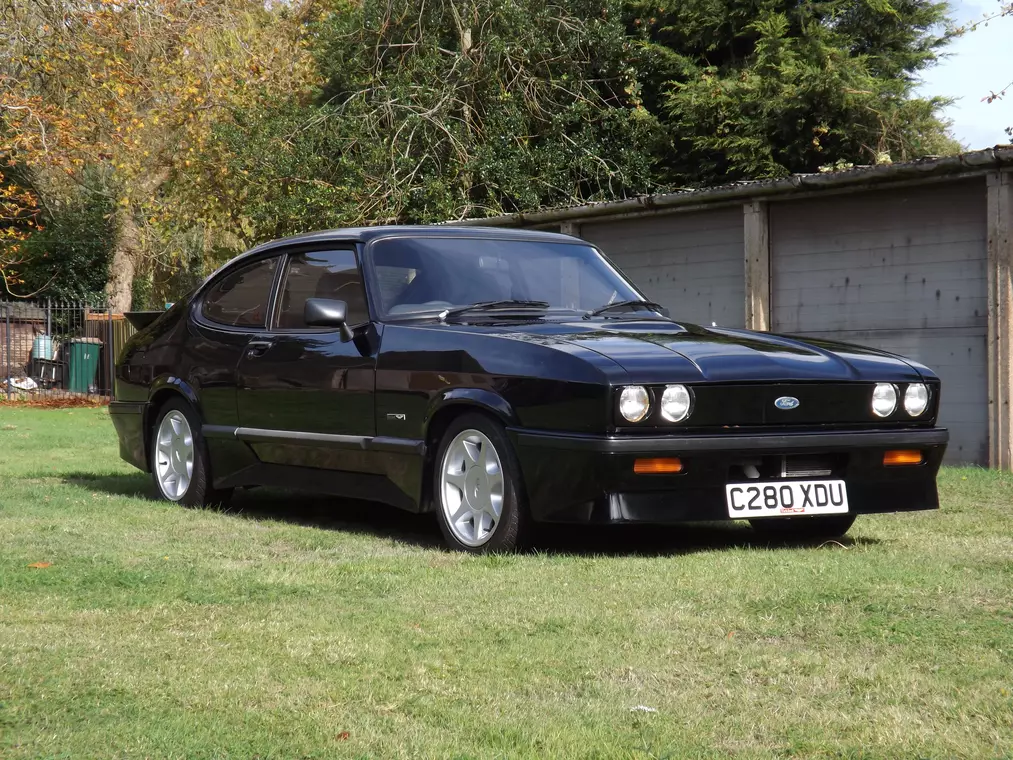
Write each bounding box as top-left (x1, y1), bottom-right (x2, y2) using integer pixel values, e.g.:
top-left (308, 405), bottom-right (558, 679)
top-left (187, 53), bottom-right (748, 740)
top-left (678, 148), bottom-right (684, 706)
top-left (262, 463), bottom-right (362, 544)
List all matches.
top-left (202, 425), bottom-right (426, 512)
top-left (217, 463), bottom-right (417, 513)
top-left (203, 425), bottom-right (424, 455)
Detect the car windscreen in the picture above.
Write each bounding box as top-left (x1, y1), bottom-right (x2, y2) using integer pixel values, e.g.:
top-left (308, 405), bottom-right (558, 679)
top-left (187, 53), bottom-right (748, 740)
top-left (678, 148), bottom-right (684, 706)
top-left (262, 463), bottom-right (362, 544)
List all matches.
top-left (366, 237), bottom-right (641, 317)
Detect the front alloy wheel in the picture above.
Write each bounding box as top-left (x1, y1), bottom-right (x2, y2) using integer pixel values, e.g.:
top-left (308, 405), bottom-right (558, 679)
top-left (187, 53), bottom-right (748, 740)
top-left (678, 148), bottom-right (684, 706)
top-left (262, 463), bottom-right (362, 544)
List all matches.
top-left (434, 413), bottom-right (528, 552)
top-left (440, 429), bottom-right (505, 546)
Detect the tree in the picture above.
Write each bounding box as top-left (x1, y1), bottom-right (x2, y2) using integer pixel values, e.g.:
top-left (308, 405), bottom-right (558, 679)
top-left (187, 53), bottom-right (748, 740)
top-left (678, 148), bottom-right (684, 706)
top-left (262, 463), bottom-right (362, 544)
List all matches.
top-left (0, 166), bottom-right (41, 296)
top-left (0, 0), bottom-right (314, 310)
top-left (320, 0), bottom-right (659, 220)
top-left (177, 0), bottom-right (660, 241)
top-left (14, 189), bottom-right (115, 302)
top-left (1, 0), bottom-right (977, 305)
top-left (625, 0), bottom-right (962, 185)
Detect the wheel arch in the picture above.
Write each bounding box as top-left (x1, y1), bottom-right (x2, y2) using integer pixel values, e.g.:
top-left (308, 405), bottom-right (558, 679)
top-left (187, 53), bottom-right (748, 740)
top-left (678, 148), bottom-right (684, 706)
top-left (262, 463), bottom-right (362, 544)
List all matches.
top-left (144, 378), bottom-right (202, 467)
top-left (419, 391), bottom-right (519, 513)
top-left (423, 388), bottom-right (517, 437)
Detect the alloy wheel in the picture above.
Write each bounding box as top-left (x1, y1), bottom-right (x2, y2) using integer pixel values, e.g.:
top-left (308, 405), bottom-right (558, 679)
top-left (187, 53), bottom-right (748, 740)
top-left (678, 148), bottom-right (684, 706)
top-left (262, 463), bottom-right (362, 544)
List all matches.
top-left (439, 428), bottom-right (505, 547)
top-left (154, 410), bottom-right (195, 501)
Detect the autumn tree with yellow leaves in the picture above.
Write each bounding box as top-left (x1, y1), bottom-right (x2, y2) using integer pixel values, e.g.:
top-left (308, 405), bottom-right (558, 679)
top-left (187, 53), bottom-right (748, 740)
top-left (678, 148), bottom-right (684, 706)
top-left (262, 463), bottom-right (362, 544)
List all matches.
top-left (0, 169), bottom-right (41, 293)
top-left (1, 0), bottom-right (973, 305)
top-left (0, 0), bottom-right (314, 310)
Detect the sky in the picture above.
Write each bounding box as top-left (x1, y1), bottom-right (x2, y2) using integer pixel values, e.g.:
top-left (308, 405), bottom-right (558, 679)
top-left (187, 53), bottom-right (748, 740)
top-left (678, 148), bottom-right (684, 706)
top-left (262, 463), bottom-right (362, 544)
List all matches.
top-left (916, 1), bottom-right (1013, 149)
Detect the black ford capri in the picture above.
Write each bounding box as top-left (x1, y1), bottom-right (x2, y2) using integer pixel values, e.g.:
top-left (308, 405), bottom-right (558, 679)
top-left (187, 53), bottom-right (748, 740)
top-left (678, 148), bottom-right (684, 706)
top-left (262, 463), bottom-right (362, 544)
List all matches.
top-left (110, 226), bottom-right (947, 552)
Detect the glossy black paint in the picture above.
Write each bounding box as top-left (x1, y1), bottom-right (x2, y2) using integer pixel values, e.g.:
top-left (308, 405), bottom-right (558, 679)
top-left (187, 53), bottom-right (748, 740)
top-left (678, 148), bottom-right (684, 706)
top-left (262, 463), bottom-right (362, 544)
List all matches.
top-left (303, 298), bottom-right (356, 342)
top-left (112, 226), bottom-right (947, 526)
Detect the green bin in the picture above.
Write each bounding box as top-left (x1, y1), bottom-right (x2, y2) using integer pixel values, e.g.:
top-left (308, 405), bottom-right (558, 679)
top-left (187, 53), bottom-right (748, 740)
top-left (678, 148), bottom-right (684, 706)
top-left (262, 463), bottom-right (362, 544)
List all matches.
top-left (67, 337), bottom-right (103, 394)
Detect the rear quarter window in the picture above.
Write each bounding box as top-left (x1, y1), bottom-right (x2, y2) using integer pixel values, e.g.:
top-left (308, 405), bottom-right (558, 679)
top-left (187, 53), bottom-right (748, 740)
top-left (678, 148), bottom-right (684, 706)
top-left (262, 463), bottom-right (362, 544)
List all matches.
top-left (201, 257), bottom-right (279, 328)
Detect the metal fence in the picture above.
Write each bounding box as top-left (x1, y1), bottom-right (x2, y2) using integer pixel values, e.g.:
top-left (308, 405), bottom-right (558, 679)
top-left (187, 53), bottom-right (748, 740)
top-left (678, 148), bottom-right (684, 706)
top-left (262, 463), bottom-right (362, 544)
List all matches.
top-left (0, 300), bottom-right (135, 401)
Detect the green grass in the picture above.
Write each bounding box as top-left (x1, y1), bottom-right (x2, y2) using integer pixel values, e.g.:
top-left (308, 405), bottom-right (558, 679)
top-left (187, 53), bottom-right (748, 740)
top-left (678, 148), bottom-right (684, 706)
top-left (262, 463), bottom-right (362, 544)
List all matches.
top-left (0, 407), bottom-right (1011, 759)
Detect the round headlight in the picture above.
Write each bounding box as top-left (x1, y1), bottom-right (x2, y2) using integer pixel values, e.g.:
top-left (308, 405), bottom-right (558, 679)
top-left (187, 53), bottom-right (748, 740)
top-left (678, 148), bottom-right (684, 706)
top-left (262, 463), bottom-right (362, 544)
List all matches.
top-left (904, 383), bottom-right (929, 417)
top-left (619, 386), bottom-right (651, 423)
top-left (660, 384), bottom-right (692, 422)
top-left (871, 383), bottom-right (898, 418)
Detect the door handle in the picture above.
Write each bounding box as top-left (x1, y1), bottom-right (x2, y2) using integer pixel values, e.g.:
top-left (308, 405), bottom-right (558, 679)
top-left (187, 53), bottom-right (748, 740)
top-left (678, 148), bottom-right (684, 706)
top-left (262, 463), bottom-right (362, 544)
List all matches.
top-left (246, 340), bottom-right (273, 358)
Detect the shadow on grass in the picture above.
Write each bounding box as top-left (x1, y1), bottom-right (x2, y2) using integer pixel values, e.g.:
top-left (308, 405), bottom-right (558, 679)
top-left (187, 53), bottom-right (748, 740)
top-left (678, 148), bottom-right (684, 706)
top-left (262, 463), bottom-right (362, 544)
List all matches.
top-left (232, 487), bottom-right (445, 550)
top-left (63, 471), bottom-right (154, 499)
top-left (529, 522), bottom-right (878, 557)
top-left (62, 471), bottom-right (879, 557)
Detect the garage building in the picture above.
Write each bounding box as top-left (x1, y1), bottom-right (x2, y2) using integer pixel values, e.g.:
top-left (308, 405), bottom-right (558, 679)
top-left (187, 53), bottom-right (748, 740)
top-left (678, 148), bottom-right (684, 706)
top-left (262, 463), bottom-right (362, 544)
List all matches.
top-left (454, 148), bottom-right (1013, 467)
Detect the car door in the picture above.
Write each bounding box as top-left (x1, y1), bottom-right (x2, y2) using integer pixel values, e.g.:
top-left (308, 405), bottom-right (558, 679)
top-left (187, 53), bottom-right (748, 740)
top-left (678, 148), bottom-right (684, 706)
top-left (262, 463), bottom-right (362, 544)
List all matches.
top-left (235, 246), bottom-right (378, 469)
top-left (190, 253), bottom-right (282, 427)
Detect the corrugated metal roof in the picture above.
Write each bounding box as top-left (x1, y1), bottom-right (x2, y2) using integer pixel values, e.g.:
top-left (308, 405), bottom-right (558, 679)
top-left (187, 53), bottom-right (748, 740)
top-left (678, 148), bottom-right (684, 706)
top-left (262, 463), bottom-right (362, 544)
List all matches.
top-left (447, 146), bottom-right (1013, 227)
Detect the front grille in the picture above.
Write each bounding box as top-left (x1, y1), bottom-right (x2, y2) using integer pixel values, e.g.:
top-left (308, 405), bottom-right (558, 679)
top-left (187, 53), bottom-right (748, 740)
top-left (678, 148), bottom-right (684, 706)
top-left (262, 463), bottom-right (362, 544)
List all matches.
top-left (690, 383), bottom-right (877, 426)
top-left (613, 381), bottom-right (939, 433)
top-left (782, 455), bottom-right (834, 478)
top-left (729, 453), bottom-right (845, 481)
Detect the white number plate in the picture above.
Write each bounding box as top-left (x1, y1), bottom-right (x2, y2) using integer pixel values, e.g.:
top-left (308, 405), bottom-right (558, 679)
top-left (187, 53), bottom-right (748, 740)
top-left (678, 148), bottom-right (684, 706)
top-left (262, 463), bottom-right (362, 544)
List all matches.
top-left (725, 480), bottom-right (848, 519)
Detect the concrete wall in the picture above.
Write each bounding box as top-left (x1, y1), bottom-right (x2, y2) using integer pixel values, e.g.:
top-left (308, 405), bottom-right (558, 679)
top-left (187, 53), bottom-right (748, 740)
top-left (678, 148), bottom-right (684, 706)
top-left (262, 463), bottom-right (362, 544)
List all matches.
top-left (549, 176), bottom-right (1001, 465)
top-left (580, 208), bottom-right (746, 328)
top-left (769, 180), bottom-right (989, 463)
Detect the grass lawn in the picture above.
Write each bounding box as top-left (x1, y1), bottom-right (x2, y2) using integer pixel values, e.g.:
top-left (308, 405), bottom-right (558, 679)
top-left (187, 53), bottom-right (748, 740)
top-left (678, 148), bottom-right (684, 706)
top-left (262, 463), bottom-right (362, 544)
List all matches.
top-left (0, 407), bottom-right (1011, 759)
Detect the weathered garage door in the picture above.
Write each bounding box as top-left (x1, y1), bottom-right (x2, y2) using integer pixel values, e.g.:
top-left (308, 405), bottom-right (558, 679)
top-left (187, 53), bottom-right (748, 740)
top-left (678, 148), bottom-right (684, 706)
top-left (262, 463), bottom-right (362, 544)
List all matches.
top-left (581, 208), bottom-right (746, 328)
top-left (771, 179), bottom-right (989, 464)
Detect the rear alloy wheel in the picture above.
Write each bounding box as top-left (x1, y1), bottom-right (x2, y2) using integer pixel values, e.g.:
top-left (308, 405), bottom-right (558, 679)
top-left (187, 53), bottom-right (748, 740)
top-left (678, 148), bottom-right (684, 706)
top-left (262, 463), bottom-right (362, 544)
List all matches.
top-left (750, 515), bottom-right (856, 541)
top-left (151, 398), bottom-right (231, 508)
top-left (154, 410), bottom-right (194, 500)
top-left (434, 413), bottom-right (528, 553)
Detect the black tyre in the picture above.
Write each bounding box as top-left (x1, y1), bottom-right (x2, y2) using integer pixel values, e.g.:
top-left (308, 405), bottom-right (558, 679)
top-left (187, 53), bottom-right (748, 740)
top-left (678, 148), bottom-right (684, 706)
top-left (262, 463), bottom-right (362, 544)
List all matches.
top-left (432, 412), bottom-right (530, 553)
top-left (150, 398), bottom-right (232, 508)
top-left (750, 514), bottom-right (856, 541)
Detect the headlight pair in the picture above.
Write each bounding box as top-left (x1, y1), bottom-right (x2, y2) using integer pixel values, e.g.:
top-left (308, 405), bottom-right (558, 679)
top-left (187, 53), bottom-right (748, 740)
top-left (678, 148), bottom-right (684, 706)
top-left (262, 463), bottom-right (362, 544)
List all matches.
top-left (872, 383), bottom-right (929, 418)
top-left (619, 384), bottom-right (692, 423)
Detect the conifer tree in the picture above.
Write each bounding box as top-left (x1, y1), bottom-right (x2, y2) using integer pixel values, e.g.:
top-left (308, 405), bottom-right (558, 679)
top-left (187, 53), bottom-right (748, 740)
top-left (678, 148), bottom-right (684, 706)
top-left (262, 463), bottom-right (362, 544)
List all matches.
top-left (625, 0), bottom-right (961, 184)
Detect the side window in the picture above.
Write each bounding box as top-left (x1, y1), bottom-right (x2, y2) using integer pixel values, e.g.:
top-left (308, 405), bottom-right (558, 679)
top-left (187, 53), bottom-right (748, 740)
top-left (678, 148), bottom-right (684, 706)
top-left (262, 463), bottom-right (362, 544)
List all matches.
top-left (275, 250), bottom-right (369, 330)
top-left (201, 257), bottom-right (279, 328)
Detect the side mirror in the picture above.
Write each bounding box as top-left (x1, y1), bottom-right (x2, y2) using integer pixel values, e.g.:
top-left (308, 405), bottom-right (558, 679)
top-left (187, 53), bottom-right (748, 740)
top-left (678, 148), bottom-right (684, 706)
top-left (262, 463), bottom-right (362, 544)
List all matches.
top-left (304, 298), bottom-right (355, 342)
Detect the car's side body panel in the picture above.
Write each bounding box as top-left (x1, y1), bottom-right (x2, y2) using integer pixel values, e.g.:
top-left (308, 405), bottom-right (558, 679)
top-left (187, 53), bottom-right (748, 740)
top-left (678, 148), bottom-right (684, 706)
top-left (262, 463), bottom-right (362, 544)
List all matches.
top-left (235, 324), bottom-right (381, 467)
top-left (374, 324), bottom-right (615, 443)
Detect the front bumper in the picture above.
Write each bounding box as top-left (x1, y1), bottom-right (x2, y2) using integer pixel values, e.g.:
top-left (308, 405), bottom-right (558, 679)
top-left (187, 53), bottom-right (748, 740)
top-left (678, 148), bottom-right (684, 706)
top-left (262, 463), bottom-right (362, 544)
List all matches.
top-left (508, 427), bottom-right (948, 524)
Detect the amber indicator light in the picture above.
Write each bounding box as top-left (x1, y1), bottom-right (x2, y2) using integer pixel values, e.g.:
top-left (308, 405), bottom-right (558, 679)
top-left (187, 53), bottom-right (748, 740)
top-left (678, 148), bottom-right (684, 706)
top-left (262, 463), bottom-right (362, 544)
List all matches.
top-left (883, 450), bottom-right (923, 466)
top-left (634, 457), bottom-right (683, 474)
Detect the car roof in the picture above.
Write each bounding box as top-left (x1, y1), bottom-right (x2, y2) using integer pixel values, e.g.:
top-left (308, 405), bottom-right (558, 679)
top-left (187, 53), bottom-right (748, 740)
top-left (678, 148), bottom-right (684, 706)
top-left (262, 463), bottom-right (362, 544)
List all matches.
top-left (197, 226), bottom-right (586, 294)
top-left (244, 225), bottom-right (579, 257)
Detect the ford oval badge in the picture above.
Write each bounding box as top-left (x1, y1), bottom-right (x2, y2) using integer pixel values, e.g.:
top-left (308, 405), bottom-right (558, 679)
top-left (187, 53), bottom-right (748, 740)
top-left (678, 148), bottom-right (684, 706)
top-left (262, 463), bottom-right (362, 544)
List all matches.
top-left (775, 396), bottom-right (800, 410)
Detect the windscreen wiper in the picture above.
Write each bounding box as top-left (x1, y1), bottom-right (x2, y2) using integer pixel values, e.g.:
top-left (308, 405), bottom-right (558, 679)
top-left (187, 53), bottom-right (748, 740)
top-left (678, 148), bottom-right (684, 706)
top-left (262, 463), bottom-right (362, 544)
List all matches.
top-left (440, 300), bottom-right (551, 321)
top-left (584, 299), bottom-right (667, 319)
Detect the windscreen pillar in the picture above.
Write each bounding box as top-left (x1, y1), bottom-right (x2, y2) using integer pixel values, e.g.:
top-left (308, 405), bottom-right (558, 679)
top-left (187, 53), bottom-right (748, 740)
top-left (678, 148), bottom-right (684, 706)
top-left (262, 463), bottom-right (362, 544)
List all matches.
top-left (987, 170), bottom-right (1013, 470)
top-left (744, 201), bottom-right (771, 332)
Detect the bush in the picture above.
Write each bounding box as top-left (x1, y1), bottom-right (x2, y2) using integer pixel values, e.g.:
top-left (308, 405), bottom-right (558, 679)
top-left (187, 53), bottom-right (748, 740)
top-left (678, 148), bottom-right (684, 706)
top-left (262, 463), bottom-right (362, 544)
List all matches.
top-left (14, 195), bottom-right (115, 302)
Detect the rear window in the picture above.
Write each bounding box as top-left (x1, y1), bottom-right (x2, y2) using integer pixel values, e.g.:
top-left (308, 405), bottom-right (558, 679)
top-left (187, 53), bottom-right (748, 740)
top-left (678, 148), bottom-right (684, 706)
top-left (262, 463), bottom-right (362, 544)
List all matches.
top-left (201, 257), bottom-right (279, 328)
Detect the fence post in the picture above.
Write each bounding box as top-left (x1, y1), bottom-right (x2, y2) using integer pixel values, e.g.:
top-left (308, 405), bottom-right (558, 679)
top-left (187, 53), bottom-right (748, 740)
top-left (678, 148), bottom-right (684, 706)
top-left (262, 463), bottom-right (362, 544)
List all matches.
top-left (107, 303), bottom-right (114, 399)
top-left (4, 304), bottom-right (10, 400)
